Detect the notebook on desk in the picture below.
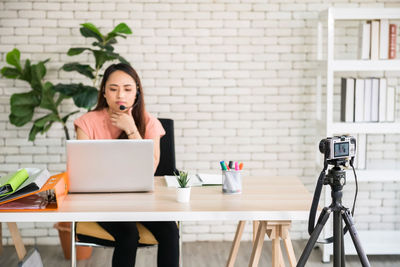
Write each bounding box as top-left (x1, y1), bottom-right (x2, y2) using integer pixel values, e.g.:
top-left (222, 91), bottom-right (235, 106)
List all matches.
top-left (164, 173), bottom-right (222, 187)
top-left (67, 140), bottom-right (154, 193)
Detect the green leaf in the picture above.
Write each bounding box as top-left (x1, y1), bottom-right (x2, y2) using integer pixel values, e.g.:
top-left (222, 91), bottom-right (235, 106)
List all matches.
top-left (6, 48), bottom-right (22, 72)
top-left (34, 113), bottom-right (60, 128)
top-left (53, 83), bottom-right (98, 109)
top-left (10, 113), bottom-right (33, 127)
top-left (1, 67), bottom-right (20, 79)
top-left (40, 81), bottom-right (57, 113)
top-left (93, 50), bottom-right (116, 69)
top-left (67, 47), bottom-right (89, 56)
top-left (21, 59), bottom-right (32, 82)
top-left (80, 23), bottom-right (103, 42)
top-left (111, 23), bottom-right (132, 35)
top-left (61, 110), bottom-right (79, 124)
top-left (72, 86), bottom-right (98, 109)
top-left (29, 113), bottom-right (62, 141)
top-left (53, 83), bottom-right (80, 97)
top-left (62, 62), bottom-right (95, 79)
top-left (10, 91), bottom-right (40, 118)
top-left (30, 64), bottom-right (44, 92)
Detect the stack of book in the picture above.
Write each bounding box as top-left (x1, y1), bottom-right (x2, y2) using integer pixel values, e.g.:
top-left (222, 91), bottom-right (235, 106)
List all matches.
top-left (360, 20), bottom-right (397, 60)
top-left (340, 77), bottom-right (396, 123)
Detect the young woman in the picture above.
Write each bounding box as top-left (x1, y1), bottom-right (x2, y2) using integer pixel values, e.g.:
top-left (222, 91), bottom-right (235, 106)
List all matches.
top-left (74, 63), bottom-right (179, 267)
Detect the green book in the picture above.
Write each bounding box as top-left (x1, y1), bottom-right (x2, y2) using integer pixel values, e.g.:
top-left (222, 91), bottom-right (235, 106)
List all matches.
top-left (0, 169), bottom-right (29, 197)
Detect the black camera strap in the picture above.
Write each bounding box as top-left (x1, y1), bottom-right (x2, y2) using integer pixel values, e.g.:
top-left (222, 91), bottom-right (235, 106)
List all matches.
top-left (308, 155), bottom-right (358, 244)
top-left (308, 154), bottom-right (328, 236)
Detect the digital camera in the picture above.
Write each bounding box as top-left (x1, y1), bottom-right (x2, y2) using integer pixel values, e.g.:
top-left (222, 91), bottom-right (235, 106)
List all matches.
top-left (319, 136), bottom-right (356, 160)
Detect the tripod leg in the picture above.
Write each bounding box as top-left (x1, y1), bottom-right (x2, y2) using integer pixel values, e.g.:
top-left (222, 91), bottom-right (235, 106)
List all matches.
top-left (341, 210), bottom-right (371, 267)
top-left (341, 220), bottom-right (345, 267)
top-left (333, 211), bottom-right (342, 267)
top-left (296, 208), bottom-right (331, 267)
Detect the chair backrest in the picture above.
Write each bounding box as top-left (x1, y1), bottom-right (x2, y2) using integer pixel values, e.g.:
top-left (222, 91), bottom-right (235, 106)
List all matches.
top-left (155, 118), bottom-right (178, 176)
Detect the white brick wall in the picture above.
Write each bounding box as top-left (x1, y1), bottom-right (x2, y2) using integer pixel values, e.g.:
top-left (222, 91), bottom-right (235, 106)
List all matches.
top-left (1, 0), bottom-right (400, 245)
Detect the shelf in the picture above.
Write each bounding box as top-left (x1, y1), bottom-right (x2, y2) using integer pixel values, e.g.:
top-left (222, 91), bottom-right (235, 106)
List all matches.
top-left (320, 8), bottom-right (400, 20)
top-left (330, 60), bottom-right (400, 72)
top-left (322, 230), bottom-right (400, 262)
top-left (326, 122), bottom-right (400, 134)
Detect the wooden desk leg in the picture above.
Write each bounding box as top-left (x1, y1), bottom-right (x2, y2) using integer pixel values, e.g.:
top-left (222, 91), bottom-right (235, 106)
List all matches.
top-left (7, 222), bottom-right (27, 261)
top-left (252, 221), bottom-right (259, 244)
top-left (226, 220), bottom-right (246, 267)
top-left (269, 224), bottom-right (282, 267)
top-left (281, 223), bottom-right (296, 267)
top-left (248, 221), bottom-right (266, 267)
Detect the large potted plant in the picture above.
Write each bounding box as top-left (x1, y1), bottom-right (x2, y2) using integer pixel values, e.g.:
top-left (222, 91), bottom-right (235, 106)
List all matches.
top-left (1, 22), bottom-right (132, 260)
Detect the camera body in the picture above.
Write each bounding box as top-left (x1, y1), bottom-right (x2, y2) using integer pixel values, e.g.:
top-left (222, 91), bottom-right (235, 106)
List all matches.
top-left (319, 135), bottom-right (356, 160)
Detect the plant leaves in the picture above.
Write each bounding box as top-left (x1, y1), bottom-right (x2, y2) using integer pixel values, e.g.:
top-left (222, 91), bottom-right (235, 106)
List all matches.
top-left (72, 85), bottom-right (98, 109)
top-left (6, 48), bottom-right (22, 72)
top-left (112, 23), bottom-right (132, 35)
top-left (117, 55), bottom-right (130, 65)
top-left (29, 113), bottom-right (60, 141)
top-left (40, 81), bottom-right (57, 113)
top-left (53, 83), bottom-right (80, 97)
top-left (53, 83), bottom-right (98, 109)
top-left (93, 50), bottom-right (116, 69)
top-left (21, 59), bottom-right (32, 82)
top-left (80, 23), bottom-right (103, 43)
top-left (1, 67), bottom-right (20, 79)
top-left (30, 64), bottom-right (45, 92)
top-left (62, 62), bottom-right (95, 79)
top-left (10, 113), bottom-right (33, 127)
top-left (10, 91), bottom-right (40, 118)
top-left (67, 47), bottom-right (89, 56)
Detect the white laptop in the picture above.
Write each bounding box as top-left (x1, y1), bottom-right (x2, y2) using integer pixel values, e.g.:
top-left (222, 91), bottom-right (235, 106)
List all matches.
top-left (66, 140), bottom-right (154, 193)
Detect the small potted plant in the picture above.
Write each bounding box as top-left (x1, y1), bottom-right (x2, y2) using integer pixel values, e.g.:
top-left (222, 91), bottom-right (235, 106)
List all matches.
top-left (175, 171), bottom-right (191, 203)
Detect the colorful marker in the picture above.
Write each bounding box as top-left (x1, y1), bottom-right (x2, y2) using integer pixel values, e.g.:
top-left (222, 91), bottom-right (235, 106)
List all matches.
top-left (239, 162), bottom-right (244, 170)
top-left (220, 161), bottom-right (227, 171)
top-left (235, 161), bottom-right (239, 171)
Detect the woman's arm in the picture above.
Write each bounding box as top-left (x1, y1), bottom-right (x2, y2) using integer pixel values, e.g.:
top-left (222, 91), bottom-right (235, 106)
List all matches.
top-left (153, 137), bottom-right (161, 173)
top-left (76, 127), bottom-right (89, 140)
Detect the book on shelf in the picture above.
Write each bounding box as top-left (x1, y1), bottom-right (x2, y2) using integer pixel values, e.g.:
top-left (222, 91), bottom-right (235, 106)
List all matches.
top-left (340, 77), bottom-right (397, 123)
top-left (370, 20), bottom-right (380, 60)
top-left (0, 169), bottom-right (68, 211)
top-left (371, 78), bottom-right (380, 122)
top-left (360, 22), bottom-right (371, 60)
top-left (379, 19), bottom-right (389, 60)
top-left (354, 79), bottom-right (365, 122)
top-left (379, 78), bottom-right (387, 122)
top-left (389, 24), bottom-right (397, 59)
top-left (340, 78), bottom-right (355, 122)
top-left (363, 78), bottom-right (372, 122)
top-left (359, 20), bottom-right (397, 60)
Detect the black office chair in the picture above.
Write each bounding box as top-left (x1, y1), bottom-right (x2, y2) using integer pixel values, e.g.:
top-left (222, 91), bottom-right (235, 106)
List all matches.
top-left (72, 118), bottom-right (182, 266)
top-left (155, 118), bottom-right (179, 176)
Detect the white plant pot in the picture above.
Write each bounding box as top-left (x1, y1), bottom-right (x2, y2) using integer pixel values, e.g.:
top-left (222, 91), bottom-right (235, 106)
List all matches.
top-left (176, 187), bottom-right (191, 203)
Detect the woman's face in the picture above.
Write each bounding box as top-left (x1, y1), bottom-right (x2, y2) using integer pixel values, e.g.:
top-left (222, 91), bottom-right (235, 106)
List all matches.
top-left (104, 70), bottom-right (138, 112)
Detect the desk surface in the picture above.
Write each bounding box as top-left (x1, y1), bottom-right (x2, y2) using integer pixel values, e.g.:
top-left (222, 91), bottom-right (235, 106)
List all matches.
top-left (0, 176), bottom-right (313, 222)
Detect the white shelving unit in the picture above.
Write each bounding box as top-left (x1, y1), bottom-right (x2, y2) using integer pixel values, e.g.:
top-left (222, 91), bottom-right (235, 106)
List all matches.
top-left (316, 7), bottom-right (400, 263)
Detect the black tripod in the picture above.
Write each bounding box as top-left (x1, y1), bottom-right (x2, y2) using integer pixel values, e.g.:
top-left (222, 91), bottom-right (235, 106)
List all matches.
top-left (296, 160), bottom-right (371, 267)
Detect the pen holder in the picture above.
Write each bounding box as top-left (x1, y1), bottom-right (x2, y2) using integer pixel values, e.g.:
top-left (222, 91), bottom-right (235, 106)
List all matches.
top-left (222, 170), bottom-right (242, 194)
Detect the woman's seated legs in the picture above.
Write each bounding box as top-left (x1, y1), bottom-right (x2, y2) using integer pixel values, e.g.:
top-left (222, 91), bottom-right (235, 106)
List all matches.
top-left (98, 221), bottom-right (139, 267)
top-left (141, 221), bottom-right (180, 267)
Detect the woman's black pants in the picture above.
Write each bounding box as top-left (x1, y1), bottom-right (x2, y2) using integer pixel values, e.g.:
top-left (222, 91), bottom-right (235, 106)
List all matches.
top-left (98, 221), bottom-right (179, 267)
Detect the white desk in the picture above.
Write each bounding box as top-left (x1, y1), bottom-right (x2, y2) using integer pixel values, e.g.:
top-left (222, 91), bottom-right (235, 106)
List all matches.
top-left (0, 176), bottom-right (313, 267)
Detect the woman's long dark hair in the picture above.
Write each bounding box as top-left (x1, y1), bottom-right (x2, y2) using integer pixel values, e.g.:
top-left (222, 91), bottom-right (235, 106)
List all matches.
top-left (93, 63), bottom-right (146, 138)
